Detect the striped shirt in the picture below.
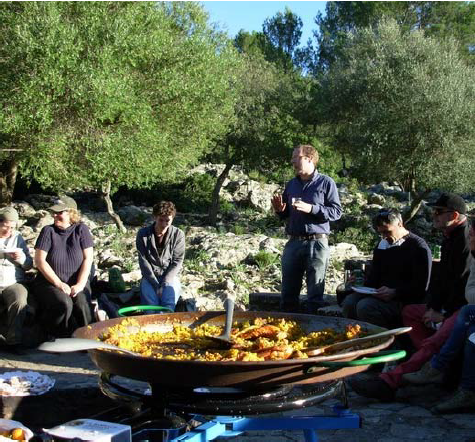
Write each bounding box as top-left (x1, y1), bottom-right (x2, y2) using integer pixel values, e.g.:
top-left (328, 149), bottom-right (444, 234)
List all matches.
top-left (35, 223), bottom-right (93, 285)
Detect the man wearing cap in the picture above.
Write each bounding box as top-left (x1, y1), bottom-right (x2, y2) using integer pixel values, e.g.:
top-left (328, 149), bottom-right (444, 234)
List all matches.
top-left (33, 195), bottom-right (94, 338)
top-left (351, 192), bottom-right (471, 401)
top-left (271, 144), bottom-right (342, 313)
top-left (0, 207), bottom-right (33, 353)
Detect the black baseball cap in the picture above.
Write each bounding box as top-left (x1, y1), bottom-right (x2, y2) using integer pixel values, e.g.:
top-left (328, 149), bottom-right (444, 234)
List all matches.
top-left (427, 192), bottom-right (466, 215)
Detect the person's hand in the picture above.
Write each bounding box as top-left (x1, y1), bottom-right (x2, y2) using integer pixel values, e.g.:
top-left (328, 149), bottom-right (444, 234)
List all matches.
top-left (6, 249), bottom-right (22, 263)
top-left (293, 199), bottom-right (312, 214)
top-left (373, 286), bottom-right (396, 302)
top-left (70, 283), bottom-right (85, 297)
top-left (271, 194), bottom-right (286, 213)
top-left (57, 282), bottom-right (72, 296)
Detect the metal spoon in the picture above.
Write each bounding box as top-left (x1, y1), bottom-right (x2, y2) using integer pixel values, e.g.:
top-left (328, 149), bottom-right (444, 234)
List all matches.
top-left (206, 298), bottom-right (235, 348)
top-left (37, 338), bottom-right (140, 357)
top-left (305, 326), bottom-right (412, 356)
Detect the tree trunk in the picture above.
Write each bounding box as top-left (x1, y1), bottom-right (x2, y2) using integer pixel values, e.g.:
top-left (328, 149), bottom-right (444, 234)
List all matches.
top-left (208, 163), bottom-right (234, 226)
top-left (100, 180), bottom-right (127, 233)
top-left (0, 159), bottom-right (18, 207)
top-left (404, 188), bottom-right (431, 225)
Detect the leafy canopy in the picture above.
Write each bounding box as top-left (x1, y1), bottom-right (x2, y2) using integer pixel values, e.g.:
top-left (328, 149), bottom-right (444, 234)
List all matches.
top-left (0, 2), bottom-right (240, 193)
top-left (319, 18), bottom-right (475, 193)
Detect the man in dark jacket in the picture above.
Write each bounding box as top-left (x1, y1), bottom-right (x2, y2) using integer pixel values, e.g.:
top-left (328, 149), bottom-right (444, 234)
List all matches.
top-left (342, 208), bottom-right (432, 329)
top-left (351, 193), bottom-right (471, 401)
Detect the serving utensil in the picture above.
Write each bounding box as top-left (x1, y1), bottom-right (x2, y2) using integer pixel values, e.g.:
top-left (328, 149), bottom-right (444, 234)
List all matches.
top-left (37, 338), bottom-right (140, 356)
top-left (305, 326), bottom-right (412, 356)
top-left (206, 297), bottom-right (235, 348)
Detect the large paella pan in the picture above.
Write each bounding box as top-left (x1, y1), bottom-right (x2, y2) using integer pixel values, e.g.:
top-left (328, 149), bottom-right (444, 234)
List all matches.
top-left (74, 311), bottom-right (396, 388)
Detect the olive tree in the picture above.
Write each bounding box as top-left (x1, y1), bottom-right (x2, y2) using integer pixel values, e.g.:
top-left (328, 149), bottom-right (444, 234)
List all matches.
top-left (319, 18), bottom-right (475, 218)
top-left (0, 2), bottom-right (239, 229)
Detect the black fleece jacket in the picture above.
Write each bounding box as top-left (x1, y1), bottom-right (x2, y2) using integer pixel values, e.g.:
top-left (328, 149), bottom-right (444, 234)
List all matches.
top-left (366, 232), bottom-right (432, 305)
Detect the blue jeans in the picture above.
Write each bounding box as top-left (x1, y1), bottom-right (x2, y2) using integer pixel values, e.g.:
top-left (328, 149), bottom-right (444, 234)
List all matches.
top-left (281, 237), bottom-right (329, 313)
top-left (140, 277), bottom-right (181, 312)
top-left (432, 304), bottom-right (475, 390)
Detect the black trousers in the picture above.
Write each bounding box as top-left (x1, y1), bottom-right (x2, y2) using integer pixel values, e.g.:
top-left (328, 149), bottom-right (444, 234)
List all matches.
top-left (33, 278), bottom-right (92, 338)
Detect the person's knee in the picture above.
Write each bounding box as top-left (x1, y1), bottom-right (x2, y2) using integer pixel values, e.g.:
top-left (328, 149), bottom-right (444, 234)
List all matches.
top-left (3, 284), bottom-right (28, 307)
top-left (355, 299), bottom-right (381, 322)
top-left (341, 294), bottom-right (360, 318)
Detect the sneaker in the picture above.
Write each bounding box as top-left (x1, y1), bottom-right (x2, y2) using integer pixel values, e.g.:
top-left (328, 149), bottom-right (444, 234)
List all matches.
top-left (402, 361), bottom-right (444, 385)
top-left (349, 376), bottom-right (396, 402)
top-left (432, 388), bottom-right (475, 414)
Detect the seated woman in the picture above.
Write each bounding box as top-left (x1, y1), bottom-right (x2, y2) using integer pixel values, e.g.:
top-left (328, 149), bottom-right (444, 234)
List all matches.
top-left (0, 207), bottom-right (33, 353)
top-left (136, 201), bottom-right (185, 311)
top-left (33, 195), bottom-right (94, 338)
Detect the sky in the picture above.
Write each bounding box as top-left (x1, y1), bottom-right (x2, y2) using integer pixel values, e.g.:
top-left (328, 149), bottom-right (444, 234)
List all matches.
top-left (201, 1), bottom-right (327, 47)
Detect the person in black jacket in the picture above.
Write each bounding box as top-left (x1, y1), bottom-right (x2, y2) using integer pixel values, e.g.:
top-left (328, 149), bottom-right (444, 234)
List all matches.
top-left (342, 208), bottom-right (432, 329)
top-left (350, 193), bottom-right (471, 401)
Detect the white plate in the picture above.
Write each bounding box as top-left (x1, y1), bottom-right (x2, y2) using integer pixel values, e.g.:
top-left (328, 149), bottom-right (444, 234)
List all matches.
top-left (0, 419), bottom-right (34, 441)
top-left (351, 286), bottom-right (378, 295)
top-left (0, 371), bottom-right (55, 397)
top-left (0, 248), bottom-right (17, 254)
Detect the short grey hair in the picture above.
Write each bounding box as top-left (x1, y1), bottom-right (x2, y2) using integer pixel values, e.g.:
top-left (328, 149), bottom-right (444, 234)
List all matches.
top-left (372, 208), bottom-right (403, 229)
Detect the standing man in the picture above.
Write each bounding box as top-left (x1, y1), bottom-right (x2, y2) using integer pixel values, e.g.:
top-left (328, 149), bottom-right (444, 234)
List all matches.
top-left (271, 144), bottom-right (342, 313)
top-left (136, 201), bottom-right (185, 312)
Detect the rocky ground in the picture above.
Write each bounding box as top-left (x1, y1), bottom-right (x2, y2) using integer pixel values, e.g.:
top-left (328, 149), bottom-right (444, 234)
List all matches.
top-left (9, 164), bottom-right (475, 311)
top-left (1, 349), bottom-right (475, 441)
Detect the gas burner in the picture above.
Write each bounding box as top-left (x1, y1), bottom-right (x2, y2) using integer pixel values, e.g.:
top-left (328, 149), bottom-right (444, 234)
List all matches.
top-left (98, 372), bottom-right (347, 416)
top-left (90, 373), bottom-right (359, 442)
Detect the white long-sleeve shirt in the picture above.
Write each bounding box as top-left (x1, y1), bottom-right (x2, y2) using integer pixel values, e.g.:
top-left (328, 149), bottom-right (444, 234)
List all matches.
top-left (0, 231), bottom-right (33, 290)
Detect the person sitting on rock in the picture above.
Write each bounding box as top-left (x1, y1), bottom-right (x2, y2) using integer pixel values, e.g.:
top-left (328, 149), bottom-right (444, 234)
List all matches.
top-left (0, 207), bottom-right (33, 354)
top-left (33, 195), bottom-right (94, 338)
top-left (342, 208), bottom-right (432, 329)
top-left (350, 193), bottom-right (471, 401)
top-left (402, 219), bottom-right (475, 414)
top-left (136, 201), bottom-right (185, 312)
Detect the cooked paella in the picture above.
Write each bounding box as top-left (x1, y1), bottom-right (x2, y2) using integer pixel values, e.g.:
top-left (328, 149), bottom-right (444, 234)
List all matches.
top-left (100, 317), bottom-right (365, 361)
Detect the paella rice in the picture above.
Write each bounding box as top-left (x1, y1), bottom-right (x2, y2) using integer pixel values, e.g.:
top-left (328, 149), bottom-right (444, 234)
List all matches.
top-left (100, 317), bottom-right (365, 362)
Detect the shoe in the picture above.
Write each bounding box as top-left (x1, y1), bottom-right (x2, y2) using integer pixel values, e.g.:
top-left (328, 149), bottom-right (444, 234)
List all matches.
top-left (431, 388), bottom-right (475, 414)
top-left (349, 376), bottom-right (396, 402)
top-left (402, 361), bottom-right (444, 385)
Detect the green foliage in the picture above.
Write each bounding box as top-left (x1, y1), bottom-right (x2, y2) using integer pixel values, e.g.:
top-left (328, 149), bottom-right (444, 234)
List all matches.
top-left (319, 18), bottom-right (475, 194)
top-left (253, 250), bottom-right (279, 270)
top-left (1, 2), bottom-right (240, 197)
top-left (184, 248), bottom-right (211, 271)
top-left (313, 1), bottom-right (475, 73)
top-left (181, 174), bottom-right (215, 213)
top-left (332, 224), bottom-right (378, 255)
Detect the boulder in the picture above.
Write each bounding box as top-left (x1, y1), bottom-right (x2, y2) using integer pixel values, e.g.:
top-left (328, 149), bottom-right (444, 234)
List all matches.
top-left (117, 205), bottom-right (150, 226)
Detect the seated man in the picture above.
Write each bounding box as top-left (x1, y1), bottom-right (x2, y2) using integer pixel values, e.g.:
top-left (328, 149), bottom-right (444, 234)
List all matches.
top-left (0, 207), bottom-right (33, 354)
top-left (342, 208), bottom-right (432, 329)
top-left (136, 201), bottom-right (185, 312)
top-left (351, 193), bottom-right (471, 401)
top-left (402, 219), bottom-right (475, 414)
